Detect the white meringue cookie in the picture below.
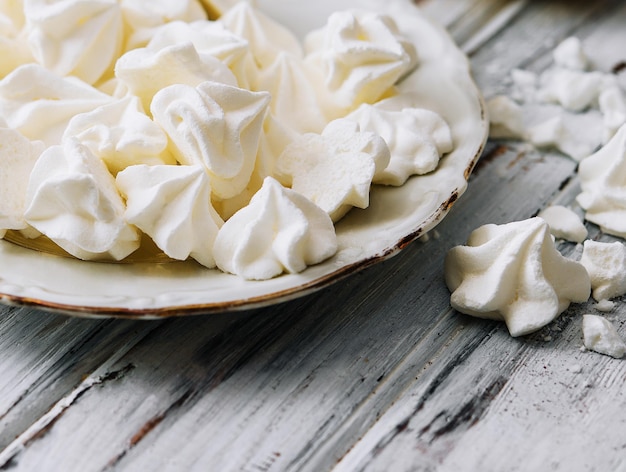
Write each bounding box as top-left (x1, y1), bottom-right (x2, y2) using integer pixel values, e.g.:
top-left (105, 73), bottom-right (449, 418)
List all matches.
top-left (24, 138), bottom-right (140, 260)
top-left (120, 0), bottom-right (207, 50)
top-left (345, 103), bottom-right (452, 185)
top-left (218, 2), bottom-right (302, 70)
top-left (577, 124), bottom-right (626, 238)
top-left (486, 95), bottom-right (527, 140)
top-left (24, 0), bottom-right (123, 85)
top-left (599, 86), bottom-right (626, 142)
top-left (537, 68), bottom-right (607, 112)
top-left (582, 314), bottom-right (626, 359)
top-left (0, 64), bottom-right (113, 146)
top-left (213, 177), bottom-right (337, 280)
top-left (146, 20), bottom-right (253, 88)
top-left (151, 81), bottom-right (270, 200)
top-left (114, 42), bottom-right (237, 112)
top-left (116, 164), bottom-right (223, 268)
top-left (445, 218), bottom-right (591, 337)
top-left (580, 240), bottom-right (626, 301)
top-left (305, 10), bottom-right (417, 117)
top-left (63, 96), bottom-right (175, 175)
top-left (537, 205), bottom-right (587, 243)
top-left (276, 118), bottom-right (390, 222)
top-left (552, 37), bottom-right (588, 71)
top-left (0, 128), bottom-right (45, 236)
top-left (527, 115), bottom-right (595, 162)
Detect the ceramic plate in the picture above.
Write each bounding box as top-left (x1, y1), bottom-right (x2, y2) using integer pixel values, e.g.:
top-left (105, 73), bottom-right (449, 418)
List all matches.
top-left (0, 0), bottom-right (488, 317)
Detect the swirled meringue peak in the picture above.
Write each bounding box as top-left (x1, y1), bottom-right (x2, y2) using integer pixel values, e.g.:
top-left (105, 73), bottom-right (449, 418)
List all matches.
top-left (120, 0), bottom-right (207, 50)
top-left (0, 4), bottom-right (33, 79)
top-left (24, 0), bottom-right (123, 85)
top-left (305, 10), bottom-right (417, 118)
top-left (576, 123), bottom-right (626, 238)
top-left (0, 128), bottom-right (45, 237)
top-left (445, 218), bottom-right (591, 337)
top-left (114, 42), bottom-right (237, 112)
top-left (64, 96), bottom-right (175, 175)
top-left (24, 138), bottom-right (140, 261)
top-left (151, 81), bottom-right (271, 200)
top-left (214, 177), bottom-right (337, 280)
top-left (116, 164), bottom-right (223, 268)
top-left (345, 103), bottom-right (453, 185)
top-left (276, 118), bottom-right (390, 222)
top-left (218, 2), bottom-right (303, 71)
top-left (0, 64), bottom-right (113, 146)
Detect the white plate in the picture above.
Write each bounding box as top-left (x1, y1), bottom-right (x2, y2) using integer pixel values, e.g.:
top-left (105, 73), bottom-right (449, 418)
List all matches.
top-left (0, 0), bottom-right (488, 318)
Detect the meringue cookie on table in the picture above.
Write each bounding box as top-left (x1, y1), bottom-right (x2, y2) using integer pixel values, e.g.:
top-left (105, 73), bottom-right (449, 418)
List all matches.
top-left (213, 177), bottom-right (337, 280)
top-left (276, 118), bottom-right (390, 222)
top-left (305, 10), bottom-right (417, 118)
top-left (64, 96), bottom-right (176, 175)
top-left (115, 42), bottom-right (237, 113)
top-left (582, 314), bottom-right (626, 359)
top-left (537, 205), bottom-right (587, 243)
top-left (24, 0), bottom-right (123, 85)
top-left (151, 80), bottom-right (271, 200)
top-left (116, 164), bottom-right (223, 268)
top-left (577, 124), bottom-right (626, 238)
top-left (345, 103), bottom-right (453, 185)
top-left (552, 37), bottom-right (588, 72)
top-left (0, 64), bottom-right (113, 146)
top-left (580, 240), bottom-right (626, 302)
top-left (0, 128), bottom-right (45, 237)
top-left (445, 218), bottom-right (591, 337)
top-left (24, 138), bottom-right (140, 261)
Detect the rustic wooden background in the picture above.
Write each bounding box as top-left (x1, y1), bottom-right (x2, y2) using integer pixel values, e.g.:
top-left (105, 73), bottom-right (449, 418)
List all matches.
top-left (0, 0), bottom-right (625, 470)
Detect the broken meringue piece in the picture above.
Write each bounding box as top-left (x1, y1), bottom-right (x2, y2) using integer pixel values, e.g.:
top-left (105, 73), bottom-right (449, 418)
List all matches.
top-left (213, 177), bottom-right (338, 280)
top-left (0, 64), bottom-right (113, 146)
top-left (577, 123), bottom-right (626, 238)
top-left (527, 115), bottom-right (595, 161)
top-left (24, 138), bottom-right (140, 260)
top-left (580, 240), bottom-right (626, 301)
top-left (276, 118), bottom-right (390, 221)
top-left (116, 164), bottom-right (223, 268)
top-left (486, 95), bottom-right (526, 140)
top-left (345, 103), bottom-right (452, 185)
top-left (24, 0), bottom-right (123, 85)
top-left (599, 86), bottom-right (626, 142)
top-left (552, 37), bottom-right (588, 71)
top-left (63, 96), bottom-right (176, 175)
top-left (305, 10), bottom-right (417, 118)
top-left (537, 68), bottom-right (606, 112)
top-left (150, 80), bottom-right (271, 200)
top-left (537, 205), bottom-right (587, 243)
top-left (445, 218), bottom-right (591, 337)
top-left (582, 314), bottom-right (626, 359)
top-left (0, 129), bottom-right (45, 237)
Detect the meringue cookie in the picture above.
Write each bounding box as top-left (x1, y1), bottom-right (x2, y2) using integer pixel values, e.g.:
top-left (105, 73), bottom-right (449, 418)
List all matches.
top-left (599, 86), bottom-right (626, 142)
top-left (580, 240), bottom-right (626, 301)
top-left (24, 138), bottom-right (140, 260)
top-left (527, 115), bottom-right (595, 161)
top-left (537, 68), bottom-right (606, 112)
top-left (151, 81), bottom-right (270, 200)
top-left (537, 205), bottom-right (587, 243)
top-left (0, 4), bottom-right (33, 78)
top-left (213, 177), bottom-right (337, 280)
top-left (0, 128), bottom-right (45, 236)
top-left (114, 42), bottom-right (237, 112)
top-left (146, 20), bottom-right (253, 88)
top-left (64, 96), bottom-right (176, 175)
top-left (24, 0), bottom-right (123, 85)
top-left (0, 64), bottom-right (113, 146)
top-left (199, 0), bottom-right (240, 18)
top-left (276, 118), bottom-right (390, 221)
top-left (486, 95), bottom-right (526, 140)
top-left (445, 218), bottom-right (591, 337)
top-left (345, 103), bottom-right (452, 185)
top-left (577, 124), bottom-right (626, 238)
top-left (120, 0), bottom-right (207, 50)
top-left (582, 314), bottom-right (626, 359)
top-left (552, 37), bottom-right (588, 71)
top-left (218, 2), bottom-right (302, 70)
top-left (116, 164), bottom-right (223, 268)
top-left (305, 10), bottom-right (417, 117)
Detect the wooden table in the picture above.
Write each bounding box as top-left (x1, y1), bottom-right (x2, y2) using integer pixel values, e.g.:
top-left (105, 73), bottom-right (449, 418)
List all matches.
top-left (1, 1), bottom-right (625, 470)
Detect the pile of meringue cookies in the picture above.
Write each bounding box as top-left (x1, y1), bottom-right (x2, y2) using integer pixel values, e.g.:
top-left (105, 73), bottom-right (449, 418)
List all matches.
top-left (446, 36), bottom-right (626, 358)
top-left (0, 0), bottom-right (454, 281)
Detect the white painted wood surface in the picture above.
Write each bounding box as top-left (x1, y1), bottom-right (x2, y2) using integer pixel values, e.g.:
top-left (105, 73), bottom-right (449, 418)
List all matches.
top-left (1, 1), bottom-right (625, 471)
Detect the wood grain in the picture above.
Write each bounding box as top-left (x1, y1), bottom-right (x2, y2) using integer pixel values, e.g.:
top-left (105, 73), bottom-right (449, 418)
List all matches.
top-left (1, 1), bottom-right (625, 471)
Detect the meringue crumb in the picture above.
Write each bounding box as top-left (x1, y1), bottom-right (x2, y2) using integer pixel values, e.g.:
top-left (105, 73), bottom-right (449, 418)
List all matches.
top-left (568, 364), bottom-right (583, 374)
top-left (595, 299), bottom-right (616, 313)
top-left (582, 314), bottom-right (626, 359)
